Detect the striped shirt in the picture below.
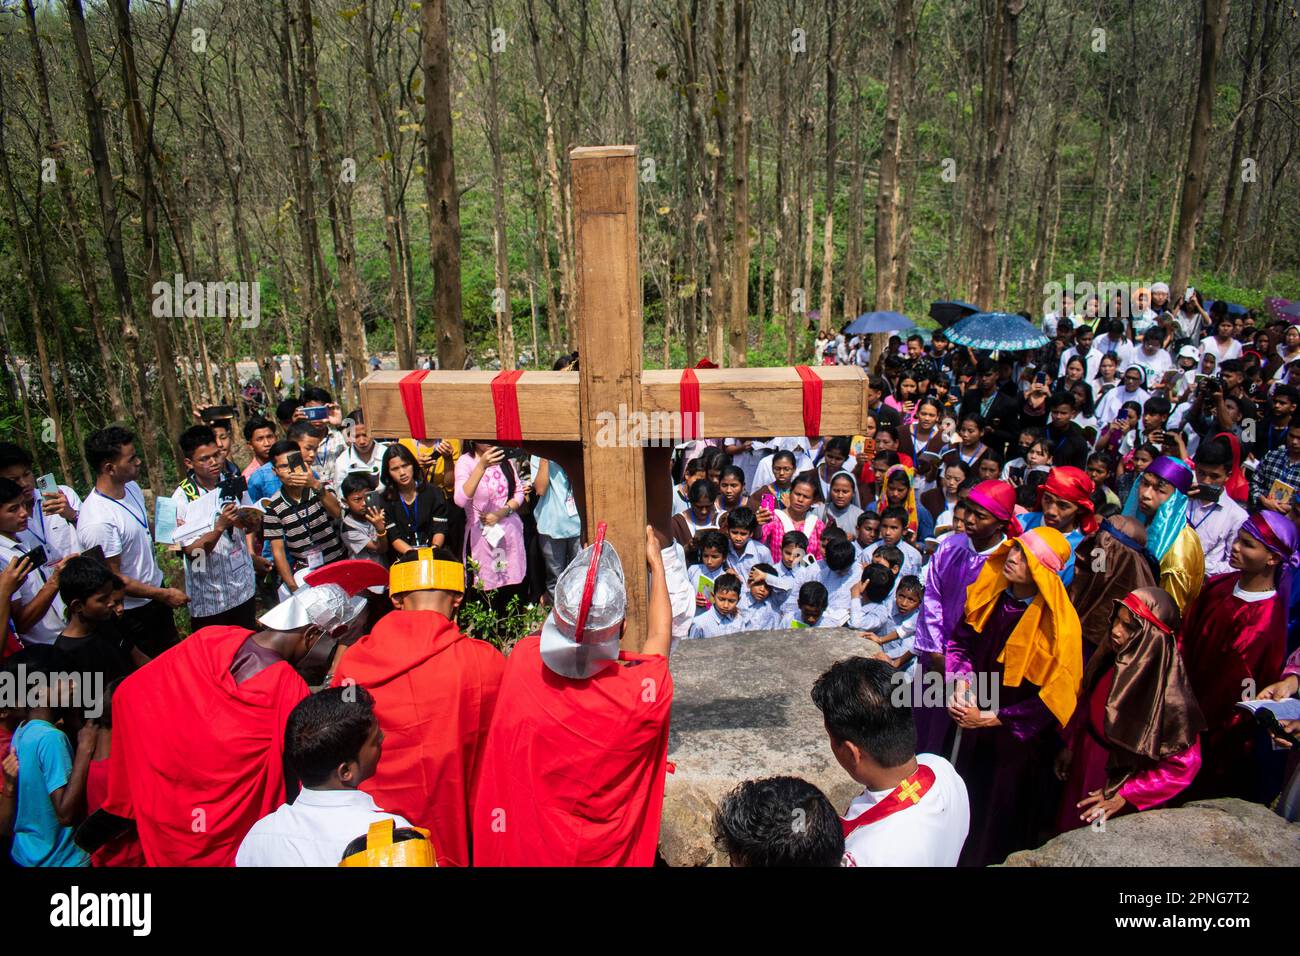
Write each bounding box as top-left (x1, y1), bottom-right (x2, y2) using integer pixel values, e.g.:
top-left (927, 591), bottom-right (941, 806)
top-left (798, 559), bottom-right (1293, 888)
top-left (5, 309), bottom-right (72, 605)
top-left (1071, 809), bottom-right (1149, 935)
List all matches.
top-left (170, 483), bottom-right (256, 618)
top-left (261, 488), bottom-right (345, 570)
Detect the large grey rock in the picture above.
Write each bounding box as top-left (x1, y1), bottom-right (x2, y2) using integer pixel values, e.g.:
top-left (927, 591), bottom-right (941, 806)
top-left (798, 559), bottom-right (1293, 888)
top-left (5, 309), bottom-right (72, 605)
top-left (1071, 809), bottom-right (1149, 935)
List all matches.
top-left (1002, 798), bottom-right (1300, 867)
top-left (660, 627), bottom-right (883, 866)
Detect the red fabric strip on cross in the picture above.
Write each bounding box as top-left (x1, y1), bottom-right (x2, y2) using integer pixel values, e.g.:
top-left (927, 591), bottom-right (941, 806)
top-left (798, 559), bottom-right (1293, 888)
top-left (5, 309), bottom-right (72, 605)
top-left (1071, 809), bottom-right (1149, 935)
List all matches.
top-left (491, 369), bottom-right (525, 442)
top-left (794, 365), bottom-right (823, 437)
top-left (398, 371), bottom-right (431, 440)
top-left (679, 368), bottom-right (701, 440)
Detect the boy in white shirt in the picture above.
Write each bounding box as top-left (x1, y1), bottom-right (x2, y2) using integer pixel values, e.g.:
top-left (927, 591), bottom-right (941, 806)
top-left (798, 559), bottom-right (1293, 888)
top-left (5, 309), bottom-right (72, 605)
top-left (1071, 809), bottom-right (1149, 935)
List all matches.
top-left (739, 562), bottom-right (784, 630)
top-left (816, 537), bottom-right (860, 627)
top-left (688, 573), bottom-right (747, 638)
top-left (812, 657), bottom-right (970, 867)
top-left (858, 509), bottom-right (923, 579)
top-left (237, 686), bottom-right (411, 867)
top-left (332, 410), bottom-right (389, 489)
top-left (859, 575), bottom-right (923, 678)
top-left (686, 529), bottom-right (730, 617)
top-left (850, 563), bottom-right (897, 632)
top-left (747, 530), bottom-right (815, 618)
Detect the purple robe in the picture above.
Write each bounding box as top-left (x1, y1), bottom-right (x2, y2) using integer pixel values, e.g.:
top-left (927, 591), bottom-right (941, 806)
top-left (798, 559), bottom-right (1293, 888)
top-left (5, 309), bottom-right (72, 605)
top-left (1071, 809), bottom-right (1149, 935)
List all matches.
top-left (912, 534), bottom-right (996, 754)
top-left (946, 590), bottom-right (1058, 867)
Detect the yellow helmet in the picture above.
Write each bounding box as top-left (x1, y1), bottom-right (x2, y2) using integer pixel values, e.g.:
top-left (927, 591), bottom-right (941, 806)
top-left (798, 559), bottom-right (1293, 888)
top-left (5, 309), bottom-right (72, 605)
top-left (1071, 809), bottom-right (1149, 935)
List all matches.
top-left (389, 547), bottom-right (465, 597)
top-left (339, 819), bottom-right (438, 868)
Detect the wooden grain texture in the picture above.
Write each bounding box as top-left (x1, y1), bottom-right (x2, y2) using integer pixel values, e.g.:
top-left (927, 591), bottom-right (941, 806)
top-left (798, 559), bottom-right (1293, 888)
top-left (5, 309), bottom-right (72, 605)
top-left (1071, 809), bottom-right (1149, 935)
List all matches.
top-left (571, 145), bottom-right (648, 648)
top-left (639, 366), bottom-right (868, 438)
top-left (359, 370), bottom-right (580, 440)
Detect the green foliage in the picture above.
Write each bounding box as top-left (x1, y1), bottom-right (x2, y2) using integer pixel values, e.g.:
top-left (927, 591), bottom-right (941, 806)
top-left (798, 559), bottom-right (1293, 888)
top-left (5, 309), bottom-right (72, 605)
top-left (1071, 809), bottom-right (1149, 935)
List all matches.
top-left (455, 559), bottom-right (547, 654)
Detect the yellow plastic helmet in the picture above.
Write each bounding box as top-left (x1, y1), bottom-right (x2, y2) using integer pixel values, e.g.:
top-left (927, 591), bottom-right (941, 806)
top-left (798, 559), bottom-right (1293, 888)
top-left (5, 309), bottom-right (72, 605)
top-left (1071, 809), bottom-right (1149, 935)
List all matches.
top-left (339, 819), bottom-right (438, 868)
top-left (389, 547), bottom-right (465, 597)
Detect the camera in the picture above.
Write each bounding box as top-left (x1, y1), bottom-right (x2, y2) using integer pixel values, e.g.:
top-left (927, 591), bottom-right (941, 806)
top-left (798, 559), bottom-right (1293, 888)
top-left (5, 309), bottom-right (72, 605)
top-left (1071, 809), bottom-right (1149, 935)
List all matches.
top-left (219, 473), bottom-right (248, 503)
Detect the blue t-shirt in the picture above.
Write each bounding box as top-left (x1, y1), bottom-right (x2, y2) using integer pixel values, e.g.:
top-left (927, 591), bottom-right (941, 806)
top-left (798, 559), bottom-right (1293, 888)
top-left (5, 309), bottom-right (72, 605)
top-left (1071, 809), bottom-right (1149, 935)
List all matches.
top-left (529, 457), bottom-right (581, 540)
top-left (11, 720), bottom-right (89, 867)
top-left (1018, 512), bottom-right (1084, 586)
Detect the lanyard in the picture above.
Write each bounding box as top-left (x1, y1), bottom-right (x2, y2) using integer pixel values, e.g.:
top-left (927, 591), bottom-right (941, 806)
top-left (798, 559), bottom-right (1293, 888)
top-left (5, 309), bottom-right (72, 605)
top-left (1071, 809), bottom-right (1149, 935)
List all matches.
top-left (1189, 501), bottom-right (1218, 531)
top-left (959, 445), bottom-right (985, 467)
top-left (27, 492), bottom-right (48, 547)
top-left (95, 487), bottom-right (148, 532)
top-left (399, 492), bottom-right (422, 544)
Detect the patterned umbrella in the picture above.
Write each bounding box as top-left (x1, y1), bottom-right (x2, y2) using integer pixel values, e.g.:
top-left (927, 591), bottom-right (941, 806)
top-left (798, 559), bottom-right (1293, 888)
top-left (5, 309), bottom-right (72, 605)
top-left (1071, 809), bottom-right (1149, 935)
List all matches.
top-left (844, 311), bottom-right (914, 335)
top-left (944, 311), bottom-right (1049, 352)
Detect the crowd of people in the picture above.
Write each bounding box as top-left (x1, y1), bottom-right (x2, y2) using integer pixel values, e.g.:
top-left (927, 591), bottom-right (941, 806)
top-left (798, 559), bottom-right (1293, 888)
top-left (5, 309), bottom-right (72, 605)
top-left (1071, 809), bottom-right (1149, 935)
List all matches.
top-left (2, 285), bottom-right (1300, 868)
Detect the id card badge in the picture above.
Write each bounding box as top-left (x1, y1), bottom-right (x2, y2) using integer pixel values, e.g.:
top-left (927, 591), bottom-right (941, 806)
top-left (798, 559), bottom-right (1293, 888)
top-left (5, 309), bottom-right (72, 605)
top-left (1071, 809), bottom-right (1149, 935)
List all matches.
top-left (304, 548), bottom-right (326, 569)
top-left (564, 494), bottom-right (579, 517)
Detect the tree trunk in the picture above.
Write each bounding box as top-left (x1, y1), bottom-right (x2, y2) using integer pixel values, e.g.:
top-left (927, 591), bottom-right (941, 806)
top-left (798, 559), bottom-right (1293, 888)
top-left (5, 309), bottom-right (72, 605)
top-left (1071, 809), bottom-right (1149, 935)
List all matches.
top-left (874, 0), bottom-right (914, 313)
top-left (109, 0), bottom-right (185, 454)
top-left (727, 0), bottom-right (751, 366)
top-left (1170, 0), bottom-right (1230, 301)
top-left (817, 0), bottom-right (838, 337)
top-left (65, 0), bottom-right (163, 493)
top-left (421, 0), bottom-right (467, 370)
top-left (484, 0), bottom-right (516, 370)
top-left (1213, 0), bottom-right (1261, 270)
top-left (971, 0), bottom-right (1024, 311)
top-left (23, 0), bottom-right (125, 423)
top-left (1229, 0), bottom-right (1278, 278)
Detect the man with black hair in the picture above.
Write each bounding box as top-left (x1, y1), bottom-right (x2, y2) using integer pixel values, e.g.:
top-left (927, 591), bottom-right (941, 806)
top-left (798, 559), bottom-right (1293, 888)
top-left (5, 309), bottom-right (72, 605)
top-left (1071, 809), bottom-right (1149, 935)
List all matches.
top-left (0, 441), bottom-right (81, 560)
top-left (1043, 392), bottom-right (1090, 470)
top-left (1134, 327), bottom-right (1173, 384)
top-left (958, 359), bottom-right (1020, 458)
top-left (297, 387), bottom-right (348, 477)
top-left (812, 656), bottom-right (969, 866)
top-left (1253, 384), bottom-right (1299, 461)
top-left (1122, 395), bottom-right (1174, 456)
top-left (1189, 436), bottom-right (1249, 576)
top-left (262, 440), bottom-right (345, 598)
top-left (0, 478), bottom-right (68, 646)
top-left (332, 408), bottom-right (389, 487)
top-left (332, 548), bottom-right (504, 867)
top-left (78, 427), bottom-right (186, 656)
top-left (712, 776), bottom-right (845, 866)
top-left (241, 415), bottom-right (278, 480)
top-left (236, 686), bottom-right (412, 867)
top-left (172, 425), bottom-right (259, 630)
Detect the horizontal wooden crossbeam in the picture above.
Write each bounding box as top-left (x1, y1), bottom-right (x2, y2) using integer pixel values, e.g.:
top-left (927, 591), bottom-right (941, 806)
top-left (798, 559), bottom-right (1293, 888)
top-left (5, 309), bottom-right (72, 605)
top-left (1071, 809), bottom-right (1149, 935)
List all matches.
top-left (360, 366), bottom-right (868, 442)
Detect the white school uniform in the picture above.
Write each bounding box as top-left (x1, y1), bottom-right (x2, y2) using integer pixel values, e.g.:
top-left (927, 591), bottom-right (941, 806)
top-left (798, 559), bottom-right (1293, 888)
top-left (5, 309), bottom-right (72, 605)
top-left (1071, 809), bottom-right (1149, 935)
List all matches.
top-left (688, 605), bottom-right (747, 639)
top-left (841, 753), bottom-right (970, 868)
top-left (726, 539), bottom-right (767, 581)
top-left (858, 539), bottom-right (923, 581)
top-left (739, 591), bottom-right (782, 630)
top-left (77, 482), bottom-right (162, 611)
top-left (0, 532), bottom-right (65, 645)
top-left (816, 563), bottom-right (859, 628)
top-left (236, 788), bottom-right (412, 867)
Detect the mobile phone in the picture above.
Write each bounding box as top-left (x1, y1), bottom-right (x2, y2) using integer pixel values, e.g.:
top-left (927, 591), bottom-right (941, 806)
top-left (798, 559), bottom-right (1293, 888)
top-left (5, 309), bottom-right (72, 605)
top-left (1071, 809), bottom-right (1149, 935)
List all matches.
top-left (1185, 288), bottom-right (1195, 301)
top-left (302, 405), bottom-right (329, 422)
top-left (1033, 371), bottom-right (1050, 386)
top-left (286, 451), bottom-right (306, 470)
top-left (83, 545), bottom-right (106, 564)
top-left (219, 473), bottom-right (248, 503)
top-left (200, 404), bottom-right (237, 424)
top-left (760, 493), bottom-right (776, 515)
top-left (23, 545), bottom-right (48, 568)
top-left (35, 473), bottom-right (58, 495)
top-left (1190, 483), bottom-right (1222, 503)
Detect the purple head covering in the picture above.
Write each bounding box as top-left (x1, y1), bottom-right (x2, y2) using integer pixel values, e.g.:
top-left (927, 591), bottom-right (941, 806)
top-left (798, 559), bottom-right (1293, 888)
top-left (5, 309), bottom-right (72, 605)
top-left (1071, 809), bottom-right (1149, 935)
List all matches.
top-left (1242, 511), bottom-right (1300, 570)
top-left (1144, 456), bottom-right (1194, 495)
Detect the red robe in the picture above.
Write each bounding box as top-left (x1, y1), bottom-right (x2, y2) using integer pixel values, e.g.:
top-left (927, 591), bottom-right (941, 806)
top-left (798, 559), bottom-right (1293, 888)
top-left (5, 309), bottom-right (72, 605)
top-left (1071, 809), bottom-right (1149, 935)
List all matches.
top-left (331, 609), bottom-right (504, 867)
top-left (103, 626), bottom-right (308, 866)
top-left (472, 635), bottom-right (673, 867)
top-left (1178, 573), bottom-right (1286, 798)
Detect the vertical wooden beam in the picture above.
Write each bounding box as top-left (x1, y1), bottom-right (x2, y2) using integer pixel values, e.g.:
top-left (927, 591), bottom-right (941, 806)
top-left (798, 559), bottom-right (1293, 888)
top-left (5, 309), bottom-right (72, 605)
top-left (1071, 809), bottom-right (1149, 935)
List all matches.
top-left (570, 146), bottom-right (648, 647)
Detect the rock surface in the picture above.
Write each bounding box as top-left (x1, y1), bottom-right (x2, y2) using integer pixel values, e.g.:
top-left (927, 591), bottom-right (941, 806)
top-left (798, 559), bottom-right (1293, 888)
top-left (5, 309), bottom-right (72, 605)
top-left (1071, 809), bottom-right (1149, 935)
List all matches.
top-left (1001, 798), bottom-right (1300, 867)
top-left (659, 626), bottom-right (882, 866)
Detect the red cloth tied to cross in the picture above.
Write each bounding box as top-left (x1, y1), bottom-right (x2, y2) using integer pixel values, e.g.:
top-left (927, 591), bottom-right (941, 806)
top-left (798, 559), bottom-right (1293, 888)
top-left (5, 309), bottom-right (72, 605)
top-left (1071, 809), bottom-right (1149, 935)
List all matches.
top-left (794, 365), bottom-right (823, 437)
top-left (398, 371), bottom-right (431, 440)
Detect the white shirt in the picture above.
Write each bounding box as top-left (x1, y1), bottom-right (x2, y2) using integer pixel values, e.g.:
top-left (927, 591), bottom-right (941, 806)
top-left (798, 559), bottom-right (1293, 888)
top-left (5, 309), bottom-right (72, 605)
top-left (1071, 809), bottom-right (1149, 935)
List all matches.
top-left (816, 564), bottom-right (859, 628)
top-left (333, 441), bottom-right (390, 489)
top-left (1188, 494), bottom-right (1248, 577)
top-left (1199, 335), bottom-right (1242, 365)
top-left (21, 486), bottom-right (81, 561)
top-left (842, 753), bottom-right (969, 867)
top-left (170, 485), bottom-right (257, 618)
top-left (0, 532), bottom-right (65, 645)
top-left (1133, 347), bottom-right (1174, 387)
top-left (77, 483), bottom-right (161, 611)
top-left (749, 440), bottom-right (816, 493)
top-left (1058, 346), bottom-right (1101, 383)
top-left (235, 788), bottom-right (412, 867)
top-left (859, 539), bottom-right (923, 581)
top-left (1095, 384), bottom-right (1150, 426)
top-left (1093, 334), bottom-right (1137, 367)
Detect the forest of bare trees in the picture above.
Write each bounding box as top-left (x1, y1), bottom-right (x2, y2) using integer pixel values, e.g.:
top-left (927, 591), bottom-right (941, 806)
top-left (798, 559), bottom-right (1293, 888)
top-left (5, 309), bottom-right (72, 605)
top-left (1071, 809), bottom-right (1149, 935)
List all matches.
top-left (1, 0), bottom-right (1298, 487)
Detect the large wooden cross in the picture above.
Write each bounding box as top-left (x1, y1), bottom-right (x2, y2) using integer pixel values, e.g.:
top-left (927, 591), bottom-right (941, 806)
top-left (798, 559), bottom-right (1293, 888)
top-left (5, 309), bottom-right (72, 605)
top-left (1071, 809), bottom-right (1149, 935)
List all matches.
top-left (361, 146), bottom-right (867, 645)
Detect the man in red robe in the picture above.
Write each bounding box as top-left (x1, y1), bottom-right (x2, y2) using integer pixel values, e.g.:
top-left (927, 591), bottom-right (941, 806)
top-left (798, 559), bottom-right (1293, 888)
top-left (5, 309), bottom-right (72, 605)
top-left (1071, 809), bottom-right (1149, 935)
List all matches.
top-left (104, 582), bottom-right (368, 866)
top-left (473, 524), bottom-right (674, 866)
top-left (1179, 511), bottom-right (1296, 800)
top-left (331, 548), bottom-right (505, 867)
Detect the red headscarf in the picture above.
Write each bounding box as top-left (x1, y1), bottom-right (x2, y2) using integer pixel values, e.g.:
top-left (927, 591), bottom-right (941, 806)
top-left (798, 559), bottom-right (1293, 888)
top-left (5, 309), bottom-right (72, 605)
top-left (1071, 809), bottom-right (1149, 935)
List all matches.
top-left (1038, 466), bottom-right (1099, 535)
top-left (1212, 432), bottom-right (1249, 503)
top-left (967, 479), bottom-right (1022, 537)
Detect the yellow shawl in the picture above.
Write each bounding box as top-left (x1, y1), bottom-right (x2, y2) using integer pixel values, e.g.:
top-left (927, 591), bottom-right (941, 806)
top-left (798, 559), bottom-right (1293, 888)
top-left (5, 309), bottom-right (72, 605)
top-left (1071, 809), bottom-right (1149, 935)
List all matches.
top-left (963, 526), bottom-right (1083, 726)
